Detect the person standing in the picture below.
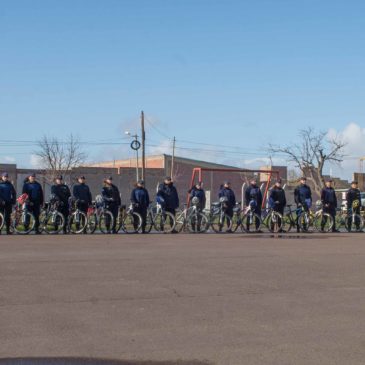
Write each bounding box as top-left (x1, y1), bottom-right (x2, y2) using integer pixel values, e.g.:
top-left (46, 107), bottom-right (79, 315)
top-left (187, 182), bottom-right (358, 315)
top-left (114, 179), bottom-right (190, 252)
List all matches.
top-left (157, 176), bottom-right (179, 231)
top-left (294, 177), bottom-right (312, 232)
top-left (346, 180), bottom-right (362, 232)
top-left (51, 175), bottom-right (71, 233)
top-left (102, 176), bottom-right (121, 234)
top-left (72, 175), bottom-right (92, 233)
top-left (189, 181), bottom-right (206, 210)
top-left (269, 179), bottom-right (286, 232)
top-left (0, 172), bottom-right (16, 234)
top-left (321, 179), bottom-right (338, 232)
top-left (245, 179), bottom-right (262, 231)
top-left (22, 173), bottom-right (44, 234)
top-left (131, 180), bottom-right (150, 233)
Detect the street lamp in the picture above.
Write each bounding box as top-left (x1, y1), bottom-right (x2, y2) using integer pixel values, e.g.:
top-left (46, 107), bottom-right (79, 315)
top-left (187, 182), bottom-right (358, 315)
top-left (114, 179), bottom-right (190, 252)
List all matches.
top-left (125, 131), bottom-right (141, 181)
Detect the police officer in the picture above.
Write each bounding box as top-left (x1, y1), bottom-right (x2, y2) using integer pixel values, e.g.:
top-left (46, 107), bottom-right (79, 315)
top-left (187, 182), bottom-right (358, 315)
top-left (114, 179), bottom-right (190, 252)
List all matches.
top-left (189, 181), bottom-right (206, 209)
top-left (294, 177), bottom-right (312, 232)
top-left (321, 179), bottom-right (338, 232)
top-left (72, 175), bottom-right (92, 233)
top-left (131, 180), bottom-right (150, 233)
top-left (269, 178), bottom-right (286, 232)
top-left (157, 177), bottom-right (179, 231)
top-left (219, 181), bottom-right (236, 216)
top-left (51, 175), bottom-right (71, 233)
top-left (102, 176), bottom-right (121, 234)
top-left (22, 173), bottom-right (44, 234)
top-left (245, 179), bottom-right (263, 231)
top-left (0, 172), bottom-right (16, 234)
top-left (346, 180), bottom-right (362, 232)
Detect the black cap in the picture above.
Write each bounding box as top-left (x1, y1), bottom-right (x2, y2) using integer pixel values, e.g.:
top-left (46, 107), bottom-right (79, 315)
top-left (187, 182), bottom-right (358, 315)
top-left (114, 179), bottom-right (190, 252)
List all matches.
top-left (224, 180), bottom-right (231, 185)
top-left (29, 173), bottom-right (36, 178)
top-left (2, 172), bottom-right (9, 177)
top-left (55, 175), bottom-right (63, 180)
top-left (276, 178), bottom-right (282, 184)
top-left (300, 176), bottom-right (307, 181)
top-left (137, 179), bottom-right (145, 185)
top-left (326, 179), bottom-right (333, 183)
top-left (78, 175), bottom-right (86, 180)
top-left (164, 176), bottom-right (172, 181)
top-left (106, 176), bottom-right (113, 181)
top-left (351, 180), bottom-right (358, 185)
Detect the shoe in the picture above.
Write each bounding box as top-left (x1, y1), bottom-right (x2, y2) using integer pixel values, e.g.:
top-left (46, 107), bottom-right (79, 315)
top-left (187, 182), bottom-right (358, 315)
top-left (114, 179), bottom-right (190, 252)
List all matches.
top-left (332, 229), bottom-right (340, 233)
top-left (256, 230), bottom-right (263, 233)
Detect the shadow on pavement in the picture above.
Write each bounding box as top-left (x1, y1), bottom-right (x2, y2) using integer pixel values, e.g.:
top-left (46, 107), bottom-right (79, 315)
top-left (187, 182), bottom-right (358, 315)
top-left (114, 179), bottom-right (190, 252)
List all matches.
top-left (0, 358), bottom-right (213, 365)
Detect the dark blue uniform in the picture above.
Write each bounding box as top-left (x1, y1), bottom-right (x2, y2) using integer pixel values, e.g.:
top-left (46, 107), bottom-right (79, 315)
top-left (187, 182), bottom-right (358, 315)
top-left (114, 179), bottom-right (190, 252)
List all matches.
top-left (294, 183), bottom-right (312, 232)
top-left (189, 187), bottom-right (206, 209)
top-left (51, 184), bottom-right (71, 233)
top-left (22, 181), bottom-right (44, 232)
top-left (245, 185), bottom-right (263, 211)
top-left (73, 183), bottom-right (92, 212)
top-left (269, 186), bottom-right (286, 214)
top-left (102, 184), bottom-right (121, 233)
top-left (346, 188), bottom-right (362, 230)
top-left (157, 183), bottom-right (179, 214)
top-left (321, 186), bottom-right (337, 232)
top-left (0, 180), bottom-right (16, 233)
top-left (219, 187), bottom-right (236, 217)
top-left (131, 186), bottom-right (150, 233)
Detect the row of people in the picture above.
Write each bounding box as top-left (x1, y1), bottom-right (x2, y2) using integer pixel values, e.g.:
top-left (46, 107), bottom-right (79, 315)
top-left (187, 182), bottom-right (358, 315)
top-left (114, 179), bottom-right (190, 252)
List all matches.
top-left (0, 172), bottom-right (362, 234)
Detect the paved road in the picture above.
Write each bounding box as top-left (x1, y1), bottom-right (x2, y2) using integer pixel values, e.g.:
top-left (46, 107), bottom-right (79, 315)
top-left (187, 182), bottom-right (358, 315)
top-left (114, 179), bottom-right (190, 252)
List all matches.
top-left (1, 233), bottom-right (365, 365)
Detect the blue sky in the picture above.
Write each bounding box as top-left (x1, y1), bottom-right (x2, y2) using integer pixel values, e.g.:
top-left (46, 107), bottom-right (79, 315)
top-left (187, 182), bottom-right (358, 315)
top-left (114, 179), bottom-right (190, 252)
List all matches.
top-left (1, 0), bottom-right (365, 177)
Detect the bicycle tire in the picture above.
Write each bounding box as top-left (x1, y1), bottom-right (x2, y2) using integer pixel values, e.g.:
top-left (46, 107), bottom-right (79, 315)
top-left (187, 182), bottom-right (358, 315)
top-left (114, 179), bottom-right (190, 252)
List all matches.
top-left (210, 213), bottom-right (233, 233)
top-left (86, 213), bottom-right (97, 234)
top-left (313, 212), bottom-right (334, 232)
top-left (187, 212), bottom-right (209, 233)
top-left (298, 211), bottom-right (314, 232)
top-left (99, 210), bottom-right (114, 234)
top-left (12, 210), bottom-right (35, 235)
top-left (121, 212), bottom-right (142, 234)
top-left (0, 212), bottom-right (4, 232)
top-left (344, 213), bottom-right (364, 232)
top-left (68, 211), bottom-right (88, 234)
top-left (144, 212), bottom-right (153, 233)
top-left (267, 211), bottom-right (283, 233)
top-left (154, 212), bottom-right (176, 233)
top-left (43, 211), bottom-right (65, 234)
top-left (231, 212), bottom-right (242, 233)
top-left (175, 210), bottom-right (186, 233)
top-left (241, 213), bottom-right (262, 233)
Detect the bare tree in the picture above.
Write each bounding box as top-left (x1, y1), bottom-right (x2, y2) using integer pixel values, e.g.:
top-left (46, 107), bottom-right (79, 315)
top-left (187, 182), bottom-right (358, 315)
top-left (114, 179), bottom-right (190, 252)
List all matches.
top-left (269, 127), bottom-right (346, 196)
top-left (35, 135), bottom-right (87, 184)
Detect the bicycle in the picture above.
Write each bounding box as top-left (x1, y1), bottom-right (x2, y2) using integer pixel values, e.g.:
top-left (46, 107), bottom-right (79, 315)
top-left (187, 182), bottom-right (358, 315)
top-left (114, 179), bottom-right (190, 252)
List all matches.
top-left (262, 206), bottom-right (284, 233)
top-left (336, 204), bottom-right (364, 232)
top-left (145, 202), bottom-right (176, 233)
top-left (241, 201), bottom-right (262, 233)
top-left (11, 194), bottom-right (35, 235)
top-left (297, 201), bottom-right (333, 233)
top-left (87, 195), bottom-right (115, 234)
top-left (281, 205), bottom-right (299, 232)
top-left (40, 197), bottom-right (65, 234)
top-left (0, 210), bottom-right (4, 233)
top-left (68, 199), bottom-right (88, 234)
top-left (117, 203), bottom-right (142, 234)
top-left (208, 197), bottom-right (233, 233)
top-left (175, 197), bottom-right (209, 233)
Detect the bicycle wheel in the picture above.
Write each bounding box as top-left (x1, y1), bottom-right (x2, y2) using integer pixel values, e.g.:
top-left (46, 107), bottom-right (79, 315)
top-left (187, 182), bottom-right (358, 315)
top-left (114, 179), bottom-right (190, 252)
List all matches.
top-left (187, 212), bottom-right (209, 233)
top-left (43, 211), bottom-right (65, 234)
top-left (174, 210), bottom-right (186, 233)
top-left (231, 212), bottom-right (242, 233)
top-left (313, 213), bottom-right (333, 232)
top-left (68, 211), bottom-right (87, 234)
top-left (345, 213), bottom-right (364, 232)
top-left (267, 212), bottom-right (283, 233)
top-left (241, 213), bottom-right (262, 233)
top-left (99, 210), bottom-right (114, 234)
top-left (86, 213), bottom-right (97, 234)
top-left (12, 210), bottom-right (35, 234)
top-left (121, 212), bottom-right (141, 233)
top-left (0, 212), bottom-right (4, 232)
top-left (210, 213), bottom-right (233, 233)
top-left (298, 211), bottom-right (314, 232)
top-left (154, 212), bottom-right (176, 233)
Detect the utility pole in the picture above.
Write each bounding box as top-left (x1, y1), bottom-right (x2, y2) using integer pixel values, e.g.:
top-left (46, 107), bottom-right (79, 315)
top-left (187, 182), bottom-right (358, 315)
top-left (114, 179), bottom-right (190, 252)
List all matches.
top-left (171, 136), bottom-right (176, 179)
top-left (141, 111), bottom-right (146, 181)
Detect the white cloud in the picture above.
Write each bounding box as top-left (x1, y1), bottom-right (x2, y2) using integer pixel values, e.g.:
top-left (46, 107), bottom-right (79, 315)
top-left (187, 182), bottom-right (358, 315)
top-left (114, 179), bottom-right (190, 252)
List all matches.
top-left (1, 156), bottom-right (16, 163)
top-left (326, 122), bottom-right (365, 180)
top-left (29, 154), bottom-right (42, 168)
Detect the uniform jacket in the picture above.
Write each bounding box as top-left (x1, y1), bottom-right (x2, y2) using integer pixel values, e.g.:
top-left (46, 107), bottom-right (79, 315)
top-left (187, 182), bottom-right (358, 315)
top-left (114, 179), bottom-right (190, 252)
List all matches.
top-left (245, 185), bottom-right (263, 207)
top-left (269, 186), bottom-right (286, 208)
top-left (157, 183), bottom-right (179, 210)
top-left (73, 183), bottom-right (92, 205)
top-left (102, 184), bottom-right (121, 206)
top-left (347, 188), bottom-right (361, 208)
top-left (131, 187), bottom-right (150, 209)
top-left (189, 187), bottom-right (206, 208)
top-left (321, 187), bottom-right (337, 208)
top-left (294, 184), bottom-right (312, 206)
top-left (219, 187), bottom-right (236, 208)
top-left (51, 184), bottom-right (71, 205)
top-left (0, 180), bottom-right (16, 204)
top-left (22, 181), bottom-right (44, 205)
